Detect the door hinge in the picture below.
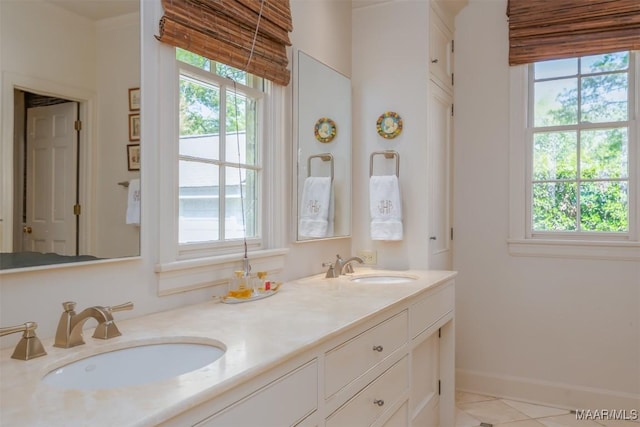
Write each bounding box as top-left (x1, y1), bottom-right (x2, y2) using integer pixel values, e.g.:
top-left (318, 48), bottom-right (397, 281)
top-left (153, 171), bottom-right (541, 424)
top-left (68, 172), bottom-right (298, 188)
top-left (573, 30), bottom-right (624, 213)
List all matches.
top-left (438, 379), bottom-right (441, 395)
top-left (451, 72), bottom-right (454, 86)
top-left (73, 204), bottom-right (81, 215)
top-left (451, 39), bottom-right (455, 53)
top-left (451, 104), bottom-right (454, 117)
top-left (438, 327), bottom-right (441, 338)
top-left (451, 227), bottom-right (454, 240)
top-left (74, 120), bottom-right (82, 131)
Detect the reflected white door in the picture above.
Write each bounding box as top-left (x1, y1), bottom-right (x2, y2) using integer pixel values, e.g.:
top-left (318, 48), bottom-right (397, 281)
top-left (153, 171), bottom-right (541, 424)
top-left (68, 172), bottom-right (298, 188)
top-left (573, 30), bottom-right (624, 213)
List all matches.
top-left (25, 102), bottom-right (78, 254)
top-left (428, 82), bottom-right (452, 270)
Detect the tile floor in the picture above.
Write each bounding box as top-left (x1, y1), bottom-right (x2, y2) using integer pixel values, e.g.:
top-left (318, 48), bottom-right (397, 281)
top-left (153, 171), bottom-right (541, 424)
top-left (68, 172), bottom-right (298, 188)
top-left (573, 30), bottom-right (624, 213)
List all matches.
top-left (456, 391), bottom-right (640, 427)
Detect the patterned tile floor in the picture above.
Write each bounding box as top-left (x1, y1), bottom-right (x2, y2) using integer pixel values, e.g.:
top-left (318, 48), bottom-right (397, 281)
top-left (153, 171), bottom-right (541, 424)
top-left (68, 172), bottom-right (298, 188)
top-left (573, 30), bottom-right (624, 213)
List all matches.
top-left (456, 391), bottom-right (640, 427)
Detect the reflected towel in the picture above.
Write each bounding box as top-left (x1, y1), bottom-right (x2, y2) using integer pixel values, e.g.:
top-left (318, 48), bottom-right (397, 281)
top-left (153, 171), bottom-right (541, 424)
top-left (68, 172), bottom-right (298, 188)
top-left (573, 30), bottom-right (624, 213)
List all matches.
top-left (126, 179), bottom-right (141, 225)
top-left (299, 176), bottom-right (333, 238)
top-left (369, 175), bottom-right (403, 240)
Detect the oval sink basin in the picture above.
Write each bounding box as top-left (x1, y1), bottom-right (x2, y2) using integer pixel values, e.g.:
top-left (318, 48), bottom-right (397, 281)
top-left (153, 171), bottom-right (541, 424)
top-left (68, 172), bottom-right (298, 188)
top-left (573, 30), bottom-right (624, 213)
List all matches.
top-left (42, 342), bottom-right (225, 390)
top-left (351, 275), bottom-right (417, 284)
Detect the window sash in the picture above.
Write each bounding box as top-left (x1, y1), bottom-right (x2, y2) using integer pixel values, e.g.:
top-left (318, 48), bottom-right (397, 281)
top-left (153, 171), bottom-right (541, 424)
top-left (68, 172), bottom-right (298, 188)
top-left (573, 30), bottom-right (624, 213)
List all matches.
top-left (525, 53), bottom-right (636, 240)
top-left (177, 63), bottom-right (264, 255)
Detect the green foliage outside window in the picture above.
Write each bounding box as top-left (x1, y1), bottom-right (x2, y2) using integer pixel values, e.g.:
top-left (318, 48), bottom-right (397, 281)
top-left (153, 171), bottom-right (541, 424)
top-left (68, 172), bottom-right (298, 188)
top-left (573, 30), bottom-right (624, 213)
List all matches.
top-left (532, 52), bottom-right (630, 233)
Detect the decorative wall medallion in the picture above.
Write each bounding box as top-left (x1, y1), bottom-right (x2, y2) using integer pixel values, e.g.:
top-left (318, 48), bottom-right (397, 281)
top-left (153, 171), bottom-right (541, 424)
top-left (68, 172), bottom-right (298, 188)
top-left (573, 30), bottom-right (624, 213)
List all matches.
top-left (376, 111), bottom-right (403, 139)
top-left (314, 117), bottom-right (337, 143)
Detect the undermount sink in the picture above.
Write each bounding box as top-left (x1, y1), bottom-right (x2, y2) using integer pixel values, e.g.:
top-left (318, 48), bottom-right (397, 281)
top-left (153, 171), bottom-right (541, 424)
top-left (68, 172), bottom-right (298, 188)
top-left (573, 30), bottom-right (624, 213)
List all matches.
top-left (42, 341), bottom-right (226, 390)
top-left (350, 274), bottom-right (417, 284)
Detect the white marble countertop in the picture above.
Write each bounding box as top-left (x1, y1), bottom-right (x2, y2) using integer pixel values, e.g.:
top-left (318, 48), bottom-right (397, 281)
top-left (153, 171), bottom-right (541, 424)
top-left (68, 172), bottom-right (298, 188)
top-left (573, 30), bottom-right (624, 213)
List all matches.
top-left (0, 269), bottom-right (456, 427)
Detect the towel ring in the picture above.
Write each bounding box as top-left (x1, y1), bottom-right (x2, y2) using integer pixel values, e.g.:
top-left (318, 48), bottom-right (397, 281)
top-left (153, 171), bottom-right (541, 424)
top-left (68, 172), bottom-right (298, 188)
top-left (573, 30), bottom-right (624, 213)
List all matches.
top-left (369, 150), bottom-right (399, 177)
top-left (307, 153), bottom-right (334, 181)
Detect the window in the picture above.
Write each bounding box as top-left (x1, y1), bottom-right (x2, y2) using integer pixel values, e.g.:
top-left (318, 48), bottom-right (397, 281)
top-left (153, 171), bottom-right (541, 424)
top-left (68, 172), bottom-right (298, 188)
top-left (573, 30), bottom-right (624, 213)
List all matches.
top-left (529, 52), bottom-right (631, 237)
top-left (509, 51), bottom-right (639, 260)
top-left (177, 49), bottom-right (264, 255)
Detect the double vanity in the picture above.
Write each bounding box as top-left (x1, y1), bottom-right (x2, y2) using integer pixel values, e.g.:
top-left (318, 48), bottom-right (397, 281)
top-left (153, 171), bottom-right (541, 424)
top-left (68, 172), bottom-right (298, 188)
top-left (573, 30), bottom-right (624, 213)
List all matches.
top-left (0, 269), bottom-right (456, 427)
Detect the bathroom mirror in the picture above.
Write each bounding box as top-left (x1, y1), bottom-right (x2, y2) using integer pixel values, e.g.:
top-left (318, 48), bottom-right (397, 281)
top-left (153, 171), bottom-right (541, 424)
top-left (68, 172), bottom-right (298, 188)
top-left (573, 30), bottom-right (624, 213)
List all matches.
top-left (0, 0), bottom-right (141, 270)
top-left (294, 50), bottom-right (352, 241)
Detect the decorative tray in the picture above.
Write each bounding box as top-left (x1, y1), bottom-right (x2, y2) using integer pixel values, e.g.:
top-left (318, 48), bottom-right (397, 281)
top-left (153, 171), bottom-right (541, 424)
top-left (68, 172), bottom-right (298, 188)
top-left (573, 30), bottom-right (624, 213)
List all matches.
top-left (221, 283), bottom-right (281, 304)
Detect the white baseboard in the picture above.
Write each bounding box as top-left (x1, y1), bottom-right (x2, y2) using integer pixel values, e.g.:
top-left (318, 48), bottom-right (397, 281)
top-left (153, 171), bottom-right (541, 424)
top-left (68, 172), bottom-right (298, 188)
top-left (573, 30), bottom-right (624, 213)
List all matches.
top-left (457, 369), bottom-right (640, 411)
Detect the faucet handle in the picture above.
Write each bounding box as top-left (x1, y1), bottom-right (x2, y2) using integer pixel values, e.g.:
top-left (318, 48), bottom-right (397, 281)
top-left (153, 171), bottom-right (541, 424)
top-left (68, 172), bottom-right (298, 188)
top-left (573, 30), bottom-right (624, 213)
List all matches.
top-left (93, 301), bottom-right (134, 340)
top-left (0, 322), bottom-right (47, 361)
top-left (105, 301), bottom-right (134, 314)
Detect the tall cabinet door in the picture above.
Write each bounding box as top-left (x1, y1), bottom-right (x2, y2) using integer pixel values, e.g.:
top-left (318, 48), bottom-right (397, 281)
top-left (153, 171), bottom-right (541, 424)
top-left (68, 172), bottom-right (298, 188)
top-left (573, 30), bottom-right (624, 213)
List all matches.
top-left (428, 82), bottom-right (453, 270)
top-left (427, 7), bottom-right (454, 271)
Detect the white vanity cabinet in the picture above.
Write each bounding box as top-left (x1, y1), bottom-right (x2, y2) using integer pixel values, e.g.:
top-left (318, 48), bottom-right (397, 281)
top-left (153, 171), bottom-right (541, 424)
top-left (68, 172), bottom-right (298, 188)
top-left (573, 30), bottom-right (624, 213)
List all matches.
top-left (161, 277), bottom-right (455, 427)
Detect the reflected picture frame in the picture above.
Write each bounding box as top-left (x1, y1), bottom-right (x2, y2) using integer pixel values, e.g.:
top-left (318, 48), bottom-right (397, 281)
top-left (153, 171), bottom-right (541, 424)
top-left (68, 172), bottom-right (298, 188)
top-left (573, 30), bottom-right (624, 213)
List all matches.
top-left (127, 144), bottom-right (140, 171)
top-left (128, 87), bottom-right (140, 111)
top-left (129, 113), bottom-right (140, 141)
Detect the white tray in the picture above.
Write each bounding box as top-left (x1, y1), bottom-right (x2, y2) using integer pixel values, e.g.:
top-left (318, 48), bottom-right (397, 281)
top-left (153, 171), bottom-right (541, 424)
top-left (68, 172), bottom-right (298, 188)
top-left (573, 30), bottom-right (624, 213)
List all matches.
top-left (221, 283), bottom-right (281, 304)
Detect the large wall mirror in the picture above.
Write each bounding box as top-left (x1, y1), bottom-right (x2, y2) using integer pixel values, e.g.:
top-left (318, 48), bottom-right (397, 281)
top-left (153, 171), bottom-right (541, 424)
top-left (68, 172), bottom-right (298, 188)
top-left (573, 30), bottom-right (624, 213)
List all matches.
top-left (0, 0), bottom-right (141, 270)
top-left (295, 50), bottom-right (351, 241)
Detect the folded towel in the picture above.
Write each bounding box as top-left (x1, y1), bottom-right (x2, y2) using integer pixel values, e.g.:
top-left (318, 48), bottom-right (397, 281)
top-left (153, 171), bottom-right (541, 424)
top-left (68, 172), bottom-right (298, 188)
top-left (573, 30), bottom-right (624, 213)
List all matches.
top-left (299, 176), bottom-right (333, 238)
top-left (126, 179), bottom-right (141, 225)
top-left (369, 175), bottom-right (403, 240)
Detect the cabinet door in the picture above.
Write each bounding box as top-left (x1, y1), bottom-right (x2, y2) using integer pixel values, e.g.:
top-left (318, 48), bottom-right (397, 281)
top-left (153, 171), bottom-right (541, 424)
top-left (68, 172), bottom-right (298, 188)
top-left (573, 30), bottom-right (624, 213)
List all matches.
top-left (429, 11), bottom-right (453, 92)
top-left (411, 332), bottom-right (439, 425)
top-left (427, 82), bottom-right (453, 270)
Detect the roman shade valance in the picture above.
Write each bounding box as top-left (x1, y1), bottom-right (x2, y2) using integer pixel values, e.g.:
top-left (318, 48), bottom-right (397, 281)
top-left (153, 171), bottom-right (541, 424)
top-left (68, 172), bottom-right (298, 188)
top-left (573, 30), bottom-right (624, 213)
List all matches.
top-left (157, 0), bottom-right (293, 86)
top-left (507, 0), bottom-right (640, 65)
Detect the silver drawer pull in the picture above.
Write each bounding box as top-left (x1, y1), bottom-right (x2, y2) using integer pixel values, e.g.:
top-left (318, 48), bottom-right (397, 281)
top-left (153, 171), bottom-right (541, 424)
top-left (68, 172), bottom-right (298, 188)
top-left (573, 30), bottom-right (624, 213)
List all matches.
top-left (373, 399), bottom-right (385, 407)
top-left (372, 345), bottom-right (383, 352)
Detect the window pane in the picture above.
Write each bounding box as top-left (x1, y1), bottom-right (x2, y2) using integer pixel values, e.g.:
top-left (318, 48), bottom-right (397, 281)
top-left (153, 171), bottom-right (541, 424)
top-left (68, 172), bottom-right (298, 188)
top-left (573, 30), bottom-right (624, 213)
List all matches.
top-left (216, 63), bottom-right (247, 84)
top-left (224, 167), bottom-right (257, 239)
top-left (581, 52), bottom-right (628, 74)
top-left (226, 90), bottom-right (258, 166)
top-left (581, 73), bottom-right (628, 123)
top-left (534, 78), bottom-right (578, 126)
top-left (533, 131), bottom-right (577, 180)
top-left (179, 161), bottom-right (219, 243)
top-left (534, 58), bottom-right (577, 80)
top-left (532, 182), bottom-right (577, 231)
top-left (176, 48), bottom-right (211, 72)
top-left (580, 128), bottom-right (628, 179)
top-left (179, 76), bottom-right (220, 137)
top-left (580, 181), bottom-right (628, 232)
top-left (180, 134), bottom-right (219, 161)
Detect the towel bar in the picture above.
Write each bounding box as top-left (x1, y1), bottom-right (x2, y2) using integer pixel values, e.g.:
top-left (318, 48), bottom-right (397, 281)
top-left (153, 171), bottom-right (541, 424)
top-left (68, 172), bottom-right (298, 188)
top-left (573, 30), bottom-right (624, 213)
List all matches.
top-left (307, 153), bottom-right (334, 181)
top-left (369, 150), bottom-right (399, 177)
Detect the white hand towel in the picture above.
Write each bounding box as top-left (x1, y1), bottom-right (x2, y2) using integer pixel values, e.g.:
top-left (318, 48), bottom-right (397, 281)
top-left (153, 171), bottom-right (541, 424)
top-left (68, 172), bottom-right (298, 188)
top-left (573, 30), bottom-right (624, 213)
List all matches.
top-left (126, 179), bottom-right (141, 225)
top-left (369, 175), bottom-right (403, 240)
top-left (299, 176), bottom-right (333, 238)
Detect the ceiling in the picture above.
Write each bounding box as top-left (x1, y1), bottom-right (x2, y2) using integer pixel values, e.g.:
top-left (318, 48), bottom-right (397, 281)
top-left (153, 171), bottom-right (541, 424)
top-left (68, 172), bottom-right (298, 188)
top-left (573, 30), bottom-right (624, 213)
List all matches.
top-left (46, 0), bottom-right (138, 21)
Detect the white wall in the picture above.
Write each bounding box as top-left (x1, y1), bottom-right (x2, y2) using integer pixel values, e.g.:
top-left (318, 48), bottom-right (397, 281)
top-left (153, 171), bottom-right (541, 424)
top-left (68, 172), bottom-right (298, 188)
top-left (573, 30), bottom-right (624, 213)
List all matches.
top-left (0, 0), bottom-right (352, 349)
top-left (351, 1), bottom-right (431, 270)
top-left (454, 0), bottom-right (640, 409)
top-left (95, 13), bottom-right (141, 258)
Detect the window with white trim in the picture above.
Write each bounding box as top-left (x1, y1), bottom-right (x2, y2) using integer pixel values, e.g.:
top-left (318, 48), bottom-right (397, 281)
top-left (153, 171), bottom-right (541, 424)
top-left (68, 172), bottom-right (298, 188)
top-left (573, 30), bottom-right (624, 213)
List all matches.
top-left (528, 51), bottom-right (634, 238)
top-left (508, 51), bottom-right (639, 260)
top-left (177, 49), bottom-right (265, 256)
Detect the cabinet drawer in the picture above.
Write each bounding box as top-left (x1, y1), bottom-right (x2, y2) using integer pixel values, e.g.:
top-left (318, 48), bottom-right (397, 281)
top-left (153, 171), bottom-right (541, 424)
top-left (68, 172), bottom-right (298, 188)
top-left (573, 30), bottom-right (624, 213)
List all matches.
top-left (410, 283), bottom-right (453, 339)
top-left (197, 359), bottom-right (318, 427)
top-left (325, 311), bottom-right (408, 398)
top-left (326, 356), bottom-right (408, 427)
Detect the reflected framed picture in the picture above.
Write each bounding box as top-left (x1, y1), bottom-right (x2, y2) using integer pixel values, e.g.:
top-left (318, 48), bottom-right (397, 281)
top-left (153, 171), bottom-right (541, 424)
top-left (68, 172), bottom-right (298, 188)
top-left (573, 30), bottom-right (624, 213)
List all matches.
top-left (314, 117), bottom-right (337, 143)
top-left (128, 87), bottom-right (140, 111)
top-left (127, 144), bottom-right (140, 171)
top-left (129, 113), bottom-right (140, 141)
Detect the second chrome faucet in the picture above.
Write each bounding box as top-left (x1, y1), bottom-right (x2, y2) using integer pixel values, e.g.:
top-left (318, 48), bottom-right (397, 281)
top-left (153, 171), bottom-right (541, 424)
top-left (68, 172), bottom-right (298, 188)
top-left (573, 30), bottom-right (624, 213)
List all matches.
top-left (54, 301), bottom-right (134, 348)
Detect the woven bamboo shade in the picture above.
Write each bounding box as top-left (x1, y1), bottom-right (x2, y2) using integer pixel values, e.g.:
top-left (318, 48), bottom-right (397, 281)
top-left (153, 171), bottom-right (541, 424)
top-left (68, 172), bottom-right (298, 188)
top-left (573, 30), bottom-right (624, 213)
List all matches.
top-left (507, 0), bottom-right (640, 65)
top-left (157, 0), bottom-right (293, 86)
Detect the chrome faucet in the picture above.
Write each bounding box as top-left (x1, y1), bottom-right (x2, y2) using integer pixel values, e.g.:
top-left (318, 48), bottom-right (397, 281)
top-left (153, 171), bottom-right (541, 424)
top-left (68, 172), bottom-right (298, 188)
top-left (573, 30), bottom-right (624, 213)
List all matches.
top-left (54, 301), bottom-right (134, 348)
